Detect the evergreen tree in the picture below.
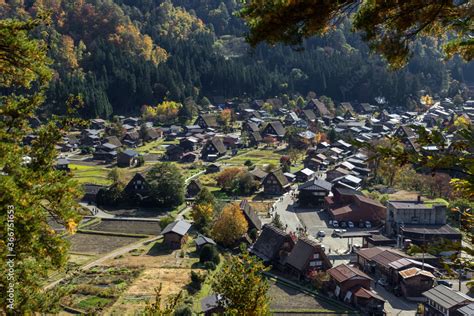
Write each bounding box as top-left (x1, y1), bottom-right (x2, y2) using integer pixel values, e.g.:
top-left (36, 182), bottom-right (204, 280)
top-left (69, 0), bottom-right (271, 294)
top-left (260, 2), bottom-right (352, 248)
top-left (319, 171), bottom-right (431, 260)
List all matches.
top-left (0, 17), bottom-right (82, 313)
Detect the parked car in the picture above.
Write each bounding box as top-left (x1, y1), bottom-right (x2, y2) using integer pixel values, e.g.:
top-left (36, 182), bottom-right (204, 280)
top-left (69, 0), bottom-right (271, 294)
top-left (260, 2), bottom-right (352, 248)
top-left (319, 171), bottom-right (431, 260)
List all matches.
top-left (350, 244), bottom-right (361, 253)
top-left (358, 221), bottom-right (365, 228)
top-left (365, 221), bottom-right (372, 229)
top-left (377, 278), bottom-right (388, 287)
top-left (347, 221), bottom-right (354, 228)
top-left (332, 229), bottom-right (347, 237)
top-left (340, 221), bottom-right (347, 228)
top-left (436, 280), bottom-right (453, 288)
top-left (317, 230), bottom-right (326, 237)
top-left (333, 220), bottom-right (339, 228)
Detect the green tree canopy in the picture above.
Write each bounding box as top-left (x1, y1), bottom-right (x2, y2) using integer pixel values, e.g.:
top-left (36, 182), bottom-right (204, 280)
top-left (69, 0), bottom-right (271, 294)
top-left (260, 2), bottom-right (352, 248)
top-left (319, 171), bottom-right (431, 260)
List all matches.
top-left (1, 17), bottom-right (82, 312)
top-left (146, 162), bottom-right (185, 208)
top-left (241, 0), bottom-right (473, 68)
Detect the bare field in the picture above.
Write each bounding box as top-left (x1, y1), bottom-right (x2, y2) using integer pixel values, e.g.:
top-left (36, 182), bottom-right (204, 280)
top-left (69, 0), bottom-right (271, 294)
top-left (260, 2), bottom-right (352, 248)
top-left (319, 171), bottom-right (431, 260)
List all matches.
top-left (87, 219), bottom-right (161, 235)
top-left (109, 268), bottom-right (193, 314)
top-left (249, 201), bottom-right (272, 216)
top-left (67, 232), bottom-right (143, 255)
top-left (104, 240), bottom-right (201, 314)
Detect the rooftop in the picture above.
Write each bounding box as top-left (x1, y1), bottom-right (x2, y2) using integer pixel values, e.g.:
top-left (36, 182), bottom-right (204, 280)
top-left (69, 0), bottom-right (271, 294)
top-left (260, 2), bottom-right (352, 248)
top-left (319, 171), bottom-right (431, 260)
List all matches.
top-left (423, 285), bottom-right (473, 309)
top-left (327, 264), bottom-right (371, 283)
top-left (161, 220), bottom-right (191, 236)
top-left (399, 267), bottom-right (435, 279)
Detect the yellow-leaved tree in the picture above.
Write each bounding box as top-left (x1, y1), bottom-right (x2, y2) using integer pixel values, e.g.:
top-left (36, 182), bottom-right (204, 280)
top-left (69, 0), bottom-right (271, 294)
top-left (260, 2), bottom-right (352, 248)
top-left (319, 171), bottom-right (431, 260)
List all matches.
top-left (156, 101), bottom-right (181, 122)
top-left (211, 203), bottom-right (248, 247)
top-left (212, 250), bottom-right (270, 315)
top-left (191, 202), bottom-right (214, 232)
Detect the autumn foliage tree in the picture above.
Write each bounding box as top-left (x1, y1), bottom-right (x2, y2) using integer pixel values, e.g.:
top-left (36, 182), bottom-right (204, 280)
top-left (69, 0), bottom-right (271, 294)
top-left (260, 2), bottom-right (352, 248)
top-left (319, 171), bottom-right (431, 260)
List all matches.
top-left (211, 203), bottom-right (248, 247)
top-left (219, 108), bottom-right (233, 131)
top-left (212, 249), bottom-right (270, 315)
top-left (156, 101), bottom-right (181, 122)
top-left (215, 168), bottom-right (258, 195)
top-left (191, 203), bottom-right (214, 232)
top-left (215, 167), bottom-right (242, 191)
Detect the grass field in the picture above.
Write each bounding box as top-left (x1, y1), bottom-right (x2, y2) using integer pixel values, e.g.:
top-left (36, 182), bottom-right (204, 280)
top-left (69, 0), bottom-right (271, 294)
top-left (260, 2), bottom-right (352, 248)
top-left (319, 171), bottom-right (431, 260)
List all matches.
top-left (224, 149), bottom-right (282, 167)
top-left (135, 139), bottom-right (179, 155)
top-left (70, 163), bottom-right (111, 185)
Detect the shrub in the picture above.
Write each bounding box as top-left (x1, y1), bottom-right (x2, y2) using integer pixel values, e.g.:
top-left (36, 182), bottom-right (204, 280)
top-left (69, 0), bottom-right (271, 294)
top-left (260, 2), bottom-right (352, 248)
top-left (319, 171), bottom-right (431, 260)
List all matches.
top-left (190, 271), bottom-right (205, 291)
top-left (199, 244), bottom-right (220, 265)
top-left (249, 228), bottom-right (258, 242)
top-left (174, 306), bottom-right (193, 316)
top-left (204, 261), bottom-right (216, 270)
top-left (159, 215), bottom-right (175, 230)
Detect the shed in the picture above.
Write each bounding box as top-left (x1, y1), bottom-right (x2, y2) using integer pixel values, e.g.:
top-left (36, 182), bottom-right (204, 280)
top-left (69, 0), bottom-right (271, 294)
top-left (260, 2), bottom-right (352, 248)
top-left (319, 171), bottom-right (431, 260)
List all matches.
top-left (162, 220), bottom-right (192, 249)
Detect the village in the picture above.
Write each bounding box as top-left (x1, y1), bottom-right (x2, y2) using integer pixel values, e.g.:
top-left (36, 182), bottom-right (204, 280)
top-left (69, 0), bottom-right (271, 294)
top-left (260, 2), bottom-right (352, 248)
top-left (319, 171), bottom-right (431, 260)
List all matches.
top-left (39, 95), bottom-right (474, 315)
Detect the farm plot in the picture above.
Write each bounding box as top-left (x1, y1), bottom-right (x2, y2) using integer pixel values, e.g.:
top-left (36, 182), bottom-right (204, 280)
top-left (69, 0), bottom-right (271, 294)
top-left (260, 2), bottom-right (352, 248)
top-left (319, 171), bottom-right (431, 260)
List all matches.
top-left (225, 149), bottom-right (282, 167)
top-left (87, 219), bottom-right (162, 235)
top-left (109, 268), bottom-right (193, 314)
top-left (67, 232), bottom-right (144, 255)
top-left (104, 239), bottom-right (201, 314)
top-left (58, 266), bottom-right (142, 314)
top-left (70, 163), bottom-right (111, 185)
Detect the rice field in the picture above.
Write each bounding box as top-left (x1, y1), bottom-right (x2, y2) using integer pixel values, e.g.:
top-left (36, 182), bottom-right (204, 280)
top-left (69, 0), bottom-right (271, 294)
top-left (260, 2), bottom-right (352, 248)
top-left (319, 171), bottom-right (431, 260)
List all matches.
top-left (224, 149), bottom-right (282, 167)
top-left (70, 164), bottom-right (111, 185)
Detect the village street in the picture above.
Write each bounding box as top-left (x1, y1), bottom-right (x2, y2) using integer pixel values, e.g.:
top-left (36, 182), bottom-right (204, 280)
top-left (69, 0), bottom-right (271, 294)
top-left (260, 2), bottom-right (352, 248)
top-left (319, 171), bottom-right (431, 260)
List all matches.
top-left (375, 286), bottom-right (418, 316)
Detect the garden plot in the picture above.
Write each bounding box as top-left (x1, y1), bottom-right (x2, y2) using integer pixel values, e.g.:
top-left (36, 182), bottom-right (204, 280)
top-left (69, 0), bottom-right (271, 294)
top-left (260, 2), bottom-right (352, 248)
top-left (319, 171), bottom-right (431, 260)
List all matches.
top-left (87, 219), bottom-right (162, 235)
top-left (67, 232), bottom-right (143, 255)
top-left (58, 266), bottom-right (142, 314)
top-left (104, 239), bottom-right (201, 314)
top-left (224, 149), bottom-right (282, 167)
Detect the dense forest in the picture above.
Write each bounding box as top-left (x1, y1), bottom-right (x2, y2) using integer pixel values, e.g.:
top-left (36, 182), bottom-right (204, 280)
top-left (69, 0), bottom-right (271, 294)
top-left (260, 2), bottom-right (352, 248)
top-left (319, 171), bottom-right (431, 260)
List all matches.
top-left (1, 0), bottom-right (472, 118)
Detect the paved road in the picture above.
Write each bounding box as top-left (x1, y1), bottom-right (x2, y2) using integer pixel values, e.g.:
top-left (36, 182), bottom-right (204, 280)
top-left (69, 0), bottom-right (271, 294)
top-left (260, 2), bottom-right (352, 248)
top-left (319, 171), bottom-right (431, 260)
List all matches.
top-left (80, 202), bottom-right (115, 218)
top-left (272, 190), bottom-right (302, 232)
top-left (375, 285), bottom-right (418, 316)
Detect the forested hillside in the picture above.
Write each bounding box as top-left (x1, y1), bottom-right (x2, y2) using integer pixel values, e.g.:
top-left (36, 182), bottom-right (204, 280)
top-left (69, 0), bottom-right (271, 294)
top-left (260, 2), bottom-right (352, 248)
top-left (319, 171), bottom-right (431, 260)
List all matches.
top-left (1, 0), bottom-right (472, 118)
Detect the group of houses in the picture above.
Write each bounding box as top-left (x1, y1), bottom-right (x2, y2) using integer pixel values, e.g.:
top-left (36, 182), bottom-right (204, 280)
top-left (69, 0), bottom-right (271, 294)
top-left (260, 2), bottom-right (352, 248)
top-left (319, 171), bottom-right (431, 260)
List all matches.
top-left (250, 224), bottom-right (332, 279)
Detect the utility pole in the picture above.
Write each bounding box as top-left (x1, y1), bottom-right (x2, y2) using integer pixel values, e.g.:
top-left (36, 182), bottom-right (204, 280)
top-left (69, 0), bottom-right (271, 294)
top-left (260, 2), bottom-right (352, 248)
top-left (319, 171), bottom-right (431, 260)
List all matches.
top-left (422, 232), bottom-right (425, 271)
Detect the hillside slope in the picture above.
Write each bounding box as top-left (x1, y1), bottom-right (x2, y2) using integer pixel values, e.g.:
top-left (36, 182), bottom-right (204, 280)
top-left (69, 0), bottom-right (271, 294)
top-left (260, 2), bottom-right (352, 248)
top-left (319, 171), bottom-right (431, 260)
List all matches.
top-left (0, 0), bottom-right (471, 117)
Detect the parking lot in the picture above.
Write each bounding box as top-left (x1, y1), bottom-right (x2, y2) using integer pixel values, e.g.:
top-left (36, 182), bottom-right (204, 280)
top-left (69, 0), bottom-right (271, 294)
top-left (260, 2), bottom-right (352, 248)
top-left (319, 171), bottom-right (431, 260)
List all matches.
top-left (297, 209), bottom-right (364, 254)
top-left (273, 191), bottom-right (372, 257)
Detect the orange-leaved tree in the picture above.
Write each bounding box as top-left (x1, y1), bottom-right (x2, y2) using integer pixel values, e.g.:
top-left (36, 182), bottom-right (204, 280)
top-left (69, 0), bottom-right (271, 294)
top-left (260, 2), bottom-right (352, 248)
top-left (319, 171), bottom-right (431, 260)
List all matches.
top-left (211, 203), bottom-right (248, 247)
